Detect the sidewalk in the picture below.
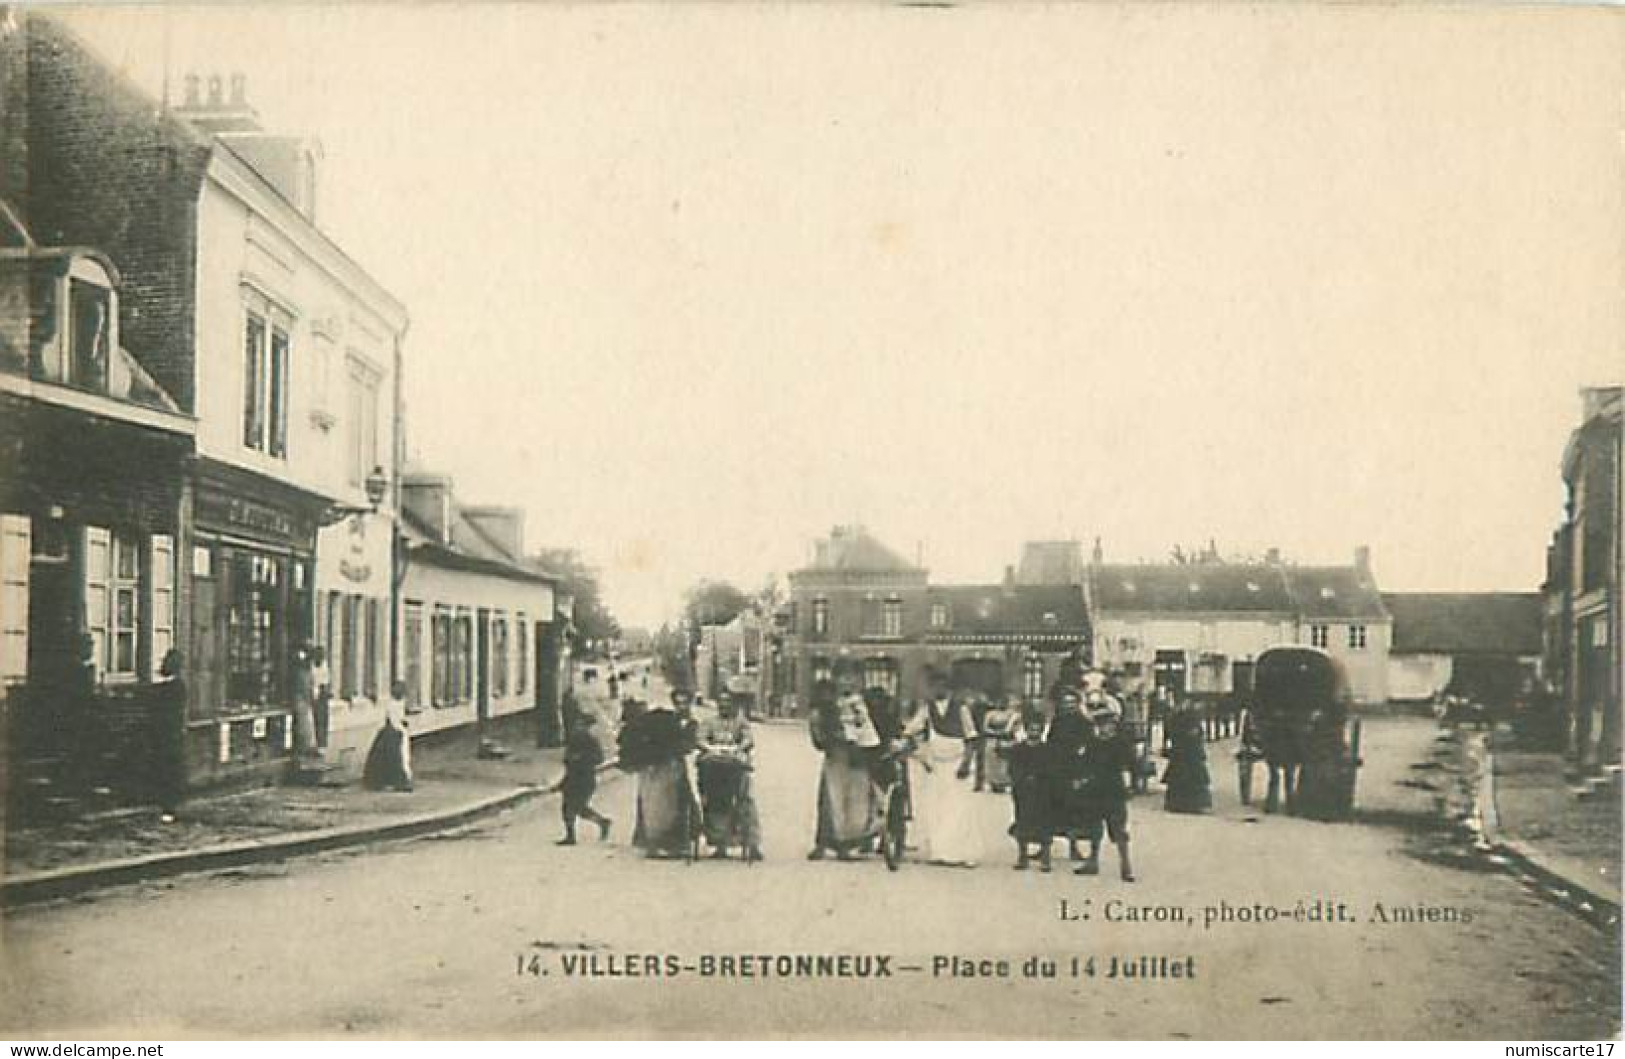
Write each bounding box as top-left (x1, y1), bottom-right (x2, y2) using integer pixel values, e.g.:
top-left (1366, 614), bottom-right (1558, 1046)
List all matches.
top-left (3, 710), bottom-right (617, 903)
top-left (1487, 732), bottom-right (1622, 908)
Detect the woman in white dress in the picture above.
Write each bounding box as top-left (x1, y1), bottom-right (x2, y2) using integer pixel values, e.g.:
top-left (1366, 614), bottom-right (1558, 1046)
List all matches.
top-left (907, 691), bottom-right (982, 867)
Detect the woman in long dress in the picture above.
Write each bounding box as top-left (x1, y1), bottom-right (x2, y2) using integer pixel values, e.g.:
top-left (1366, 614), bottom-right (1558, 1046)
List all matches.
top-left (808, 676), bottom-right (881, 860)
top-left (909, 691), bottom-right (982, 867)
top-left (618, 694), bottom-right (700, 858)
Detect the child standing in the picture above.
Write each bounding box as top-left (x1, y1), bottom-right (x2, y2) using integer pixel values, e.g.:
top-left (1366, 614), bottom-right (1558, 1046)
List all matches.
top-left (1076, 705), bottom-right (1138, 882)
top-left (1005, 713), bottom-right (1054, 872)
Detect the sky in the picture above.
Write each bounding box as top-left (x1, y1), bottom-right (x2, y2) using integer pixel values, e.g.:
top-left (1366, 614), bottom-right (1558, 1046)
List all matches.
top-left (55, 3), bottom-right (1624, 629)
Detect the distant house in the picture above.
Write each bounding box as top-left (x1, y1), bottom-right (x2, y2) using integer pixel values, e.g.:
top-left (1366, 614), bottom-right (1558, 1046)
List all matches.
top-left (1085, 547), bottom-right (1392, 706)
top-left (777, 526), bottom-right (1091, 712)
top-left (1383, 593), bottom-right (1543, 705)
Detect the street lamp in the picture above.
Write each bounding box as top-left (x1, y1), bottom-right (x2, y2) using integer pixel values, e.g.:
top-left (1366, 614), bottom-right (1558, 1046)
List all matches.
top-left (319, 465), bottom-right (389, 525)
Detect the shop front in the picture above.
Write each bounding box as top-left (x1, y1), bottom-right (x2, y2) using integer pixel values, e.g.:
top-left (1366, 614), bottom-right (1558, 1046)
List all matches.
top-left (0, 387), bottom-right (191, 806)
top-left (187, 460), bottom-right (321, 788)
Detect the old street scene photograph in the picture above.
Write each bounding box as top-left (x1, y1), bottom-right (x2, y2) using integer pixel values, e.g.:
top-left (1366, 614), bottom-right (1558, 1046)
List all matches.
top-left (0, 2), bottom-right (1621, 1042)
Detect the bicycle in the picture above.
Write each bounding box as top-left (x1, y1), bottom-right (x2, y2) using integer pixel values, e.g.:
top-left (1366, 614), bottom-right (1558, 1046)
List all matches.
top-left (876, 736), bottom-right (922, 871)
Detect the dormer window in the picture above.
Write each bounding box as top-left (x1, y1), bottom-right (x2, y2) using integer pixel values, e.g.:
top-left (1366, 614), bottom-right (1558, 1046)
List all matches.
top-left (68, 276), bottom-right (111, 389)
top-left (11, 252), bottom-right (119, 392)
top-left (1246, 581), bottom-right (1260, 593)
top-left (1188, 581), bottom-right (1201, 594)
top-left (1320, 586), bottom-right (1336, 599)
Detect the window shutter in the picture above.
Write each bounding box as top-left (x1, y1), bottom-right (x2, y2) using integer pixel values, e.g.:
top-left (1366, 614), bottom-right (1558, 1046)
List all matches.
top-left (0, 515), bottom-right (31, 686)
top-left (83, 526), bottom-right (111, 676)
top-left (148, 533), bottom-right (175, 674)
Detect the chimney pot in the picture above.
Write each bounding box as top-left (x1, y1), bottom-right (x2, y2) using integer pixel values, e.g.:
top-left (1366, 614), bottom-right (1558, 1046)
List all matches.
top-left (207, 74), bottom-right (223, 106)
top-left (230, 72), bottom-right (246, 105)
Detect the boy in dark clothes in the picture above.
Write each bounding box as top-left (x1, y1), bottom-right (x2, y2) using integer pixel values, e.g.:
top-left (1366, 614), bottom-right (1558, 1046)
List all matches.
top-left (1075, 706), bottom-right (1138, 882)
top-left (1005, 713), bottom-right (1054, 872)
top-left (550, 706), bottom-right (613, 845)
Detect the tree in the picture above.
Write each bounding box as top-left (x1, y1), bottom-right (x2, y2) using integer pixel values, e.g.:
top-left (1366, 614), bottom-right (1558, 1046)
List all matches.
top-left (531, 548), bottom-right (620, 656)
top-left (653, 622), bottom-right (694, 691)
top-left (682, 580), bottom-right (751, 643)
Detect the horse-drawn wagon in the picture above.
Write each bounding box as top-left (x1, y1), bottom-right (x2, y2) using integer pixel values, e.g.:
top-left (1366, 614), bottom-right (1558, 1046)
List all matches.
top-left (1252, 646), bottom-right (1363, 821)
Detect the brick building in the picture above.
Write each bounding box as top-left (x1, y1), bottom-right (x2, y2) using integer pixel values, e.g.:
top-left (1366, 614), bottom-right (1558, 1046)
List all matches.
top-left (779, 526), bottom-right (1091, 712)
top-left (2, 13), bottom-right (408, 792)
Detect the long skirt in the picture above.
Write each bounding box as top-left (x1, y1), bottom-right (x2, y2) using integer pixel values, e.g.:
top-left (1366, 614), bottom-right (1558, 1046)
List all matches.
top-left (635, 759), bottom-right (698, 855)
top-left (815, 748), bottom-right (879, 851)
top-left (699, 758), bottom-right (761, 850)
top-left (1162, 754), bottom-right (1214, 814)
top-left (911, 735), bottom-right (981, 864)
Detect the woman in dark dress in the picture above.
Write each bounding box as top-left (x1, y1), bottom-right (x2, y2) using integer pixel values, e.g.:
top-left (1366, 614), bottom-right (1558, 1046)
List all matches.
top-left (1161, 706), bottom-right (1214, 814)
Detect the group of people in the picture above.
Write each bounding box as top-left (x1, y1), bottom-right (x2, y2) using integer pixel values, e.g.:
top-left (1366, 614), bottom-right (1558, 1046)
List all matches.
top-left (585, 688), bottom-right (764, 861)
top-left (549, 661), bottom-right (1281, 874)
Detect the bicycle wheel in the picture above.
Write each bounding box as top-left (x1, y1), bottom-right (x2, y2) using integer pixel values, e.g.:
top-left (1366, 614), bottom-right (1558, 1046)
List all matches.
top-left (883, 785), bottom-right (906, 871)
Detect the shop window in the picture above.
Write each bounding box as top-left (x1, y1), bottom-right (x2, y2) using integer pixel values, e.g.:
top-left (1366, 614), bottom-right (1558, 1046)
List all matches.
top-left (492, 613), bottom-right (509, 698)
top-left (224, 550), bottom-right (282, 708)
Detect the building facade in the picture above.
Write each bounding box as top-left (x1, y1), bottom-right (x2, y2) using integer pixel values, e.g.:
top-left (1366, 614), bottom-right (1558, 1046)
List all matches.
top-left (399, 473), bottom-right (561, 752)
top-left (3, 15), bottom-right (408, 790)
top-left (1383, 592), bottom-right (1542, 706)
top-left (780, 526), bottom-right (1091, 712)
top-left (1084, 548), bottom-right (1392, 706)
top-left (1546, 386), bottom-right (1623, 774)
top-left (0, 233), bottom-right (195, 806)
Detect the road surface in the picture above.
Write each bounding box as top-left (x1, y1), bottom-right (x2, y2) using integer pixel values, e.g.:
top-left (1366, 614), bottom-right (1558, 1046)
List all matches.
top-left (1, 716), bottom-right (1617, 1038)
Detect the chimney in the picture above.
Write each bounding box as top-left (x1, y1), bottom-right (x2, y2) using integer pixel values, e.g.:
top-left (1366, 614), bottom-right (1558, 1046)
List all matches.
top-left (463, 506), bottom-right (526, 561)
top-left (1354, 545), bottom-right (1371, 575)
top-left (1091, 536), bottom-right (1104, 566)
top-left (401, 473), bottom-right (455, 547)
top-left (1265, 547), bottom-right (1281, 565)
top-left (1004, 564), bottom-right (1016, 588)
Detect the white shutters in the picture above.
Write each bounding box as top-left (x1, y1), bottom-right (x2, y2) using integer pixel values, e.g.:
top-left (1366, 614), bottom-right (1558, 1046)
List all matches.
top-left (83, 525), bottom-right (111, 680)
top-left (0, 515), bottom-right (30, 686)
top-left (149, 533), bottom-right (175, 670)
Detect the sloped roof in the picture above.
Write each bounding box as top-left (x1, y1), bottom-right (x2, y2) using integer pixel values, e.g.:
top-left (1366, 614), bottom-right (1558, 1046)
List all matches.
top-left (798, 525), bottom-right (922, 575)
top-left (1383, 592), bottom-right (1542, 655)
top-left (401, 505), bottom-right (554, 586)
top-left (927, 584), bottom-right (1089, 637)
top-left (1287, 566), bottom-right (1389, 621)
top-left (1088, 563), bottom-right (1295, 613)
